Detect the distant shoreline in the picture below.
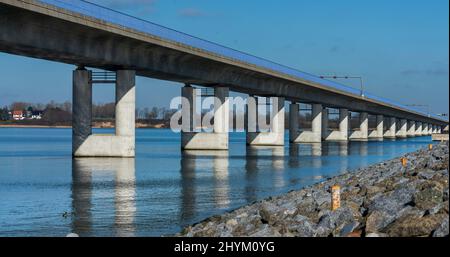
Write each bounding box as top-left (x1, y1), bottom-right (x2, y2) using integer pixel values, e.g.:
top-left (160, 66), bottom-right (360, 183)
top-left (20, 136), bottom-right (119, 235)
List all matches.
top-left (0, 124), bottom-right (71, 128)
top-left (0, 123), bottom-right (168, 129)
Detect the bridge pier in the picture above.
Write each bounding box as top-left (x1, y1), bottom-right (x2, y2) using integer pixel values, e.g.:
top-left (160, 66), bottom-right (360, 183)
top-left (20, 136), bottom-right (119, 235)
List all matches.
top-left (369, 115), bottom-right (384, 140)
top-left (396, 119), bottom-right (407, 138)
top-left (384, 117), bottom-right (396, 139)
top-left (422, 123), bottom-right (428, 135)
top-left (349, 112), bottom-right (368, 141)
top-left (323, 108), bottom-right (349, 141)
top-left (321, 108), bottom-right (329, 140)
top-left (289, 103), bottom-right (322, 143)
top-left (247, 96), bottom-right (285, 146)
top-left (181, 86), bottom-right (229, 150)
top-left (72, 68), bottom-right (136, 157)
top-left (415, 122), bottom-right (423, 136)
top-left (407, 120), bottom-right (416, 137)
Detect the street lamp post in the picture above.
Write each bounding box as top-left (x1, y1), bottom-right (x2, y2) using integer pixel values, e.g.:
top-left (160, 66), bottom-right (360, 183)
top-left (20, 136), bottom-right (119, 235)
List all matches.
top-left (319, 75), bottom-right (365, 97)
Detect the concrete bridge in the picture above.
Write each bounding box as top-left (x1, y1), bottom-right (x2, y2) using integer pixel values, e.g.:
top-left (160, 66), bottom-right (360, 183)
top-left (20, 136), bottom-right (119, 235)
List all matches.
top-left (0, 0), bottom-right (448, 157)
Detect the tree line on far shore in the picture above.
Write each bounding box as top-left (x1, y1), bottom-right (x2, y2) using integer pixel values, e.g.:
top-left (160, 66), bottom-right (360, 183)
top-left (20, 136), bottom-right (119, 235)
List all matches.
top-left (1, 101), bottom-right (371, 128)
top-left (0, 101), bottom-right (176, 126)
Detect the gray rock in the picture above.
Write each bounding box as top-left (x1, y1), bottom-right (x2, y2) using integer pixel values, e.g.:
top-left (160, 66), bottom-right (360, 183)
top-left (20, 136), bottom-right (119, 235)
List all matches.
top-left (249, 224), bottom-right (281, 237)
top-left (339, 221), bottom-right (360, 237)
top-left (413, 182), bottom-right (444, 210)
top-left (258, 202), bottom-right (280, 225)
top-left (396, 206), bottom-right (425, 219)
top-left (427, 153), bottom-right (448, 171)
top-left (316, 207), bottom-right (355, 236)
top-left (432, 216), bottom-right (449, 237)
top-left (365, 210), bottom-right (396, 233)
top-left (417, 169), bottom-right (435, 180)
top-left (368, 186), bottom-right (416, 215)
top-left (287, 215), bottom-right (316, 237)
top-left (384, 213), bottom-right (448, 237)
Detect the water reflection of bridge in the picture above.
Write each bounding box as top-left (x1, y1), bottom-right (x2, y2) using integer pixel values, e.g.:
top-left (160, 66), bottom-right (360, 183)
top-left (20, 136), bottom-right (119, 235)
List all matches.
top-left (71, 158), bottom-right (136, 237)
top-left (70, 141), bottom-right (373, 235)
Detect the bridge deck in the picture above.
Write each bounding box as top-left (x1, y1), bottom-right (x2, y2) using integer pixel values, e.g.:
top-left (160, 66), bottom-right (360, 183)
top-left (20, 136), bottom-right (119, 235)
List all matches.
top-left (0, 0), bottom-right (447, 125)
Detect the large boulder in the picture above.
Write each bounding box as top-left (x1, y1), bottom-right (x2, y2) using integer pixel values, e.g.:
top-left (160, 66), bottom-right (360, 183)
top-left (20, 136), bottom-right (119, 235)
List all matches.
top-left (258, 202), bottom-right (281, 225)
top-left (316, 207), bottom-right (355, 237)
top-left (367, 186), bottom-right (417, 216)
top-left (413, 181), bottom-right (444, 211)
top-left (249, 224), bottom-right (281, 237)
top-left (286, 215), bottom-right (316, 237)
top-left (384, 213), bottom-right (448, 237)
top-left (365, 210), bottom-right (396, 233)
top-left (432, 216), bottom-right (449, 237)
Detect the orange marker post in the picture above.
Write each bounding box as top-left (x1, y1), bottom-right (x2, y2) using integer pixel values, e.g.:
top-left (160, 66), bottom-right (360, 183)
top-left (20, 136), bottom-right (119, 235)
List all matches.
top-left (331, 185), bottom-right (341, 211)
top-left (428, 144), bottom-right (433, 150)
top-left (401, 157), bottom-right (407, 167)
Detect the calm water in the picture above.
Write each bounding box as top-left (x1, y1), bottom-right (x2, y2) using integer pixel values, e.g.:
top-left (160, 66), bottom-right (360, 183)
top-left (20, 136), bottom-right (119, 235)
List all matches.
top-left (0, 128), bottom-right (433, 236)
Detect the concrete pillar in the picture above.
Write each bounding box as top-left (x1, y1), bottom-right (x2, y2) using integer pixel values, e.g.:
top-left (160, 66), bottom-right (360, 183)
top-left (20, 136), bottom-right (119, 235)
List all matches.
top-left (396, 119), bottom-right (407, 138)
top-left (73, 69), bottom-right (136, 157)
top-left (72, 68), bottom-right (92, 155)
top-left (422, 123), bottom-right (428, 135)
top-left (339, 108), bottom-right (349, 141)
top-left (247, 97), bottom-right (285, 146)
top-left (350, 112), bottom-right (368, 141)
top-left (181, 86), bottom-right (196, 132)
top-left (384, 117), bottom-right (396, 138)
top-left (375, 115), bottom-right (384, 138)
top-left (407, 120), bottom-right (415, 137)
top-left (369, 114), bottom-right (384, 139)
top-left (181, 86), bottom-right (229, 150)
top-left (214, 87), bottom-right (230, 134)
top-left (322, 108), bottom-right (329, 140)
top-left (116, 70), bottom-right (136, 138)
top-left (289, 103), bottom-right (299, 143)
top-left (360, 112), bottom-right (369, 139)
top-left (290, 103), bottom-right (322, 143)
top-left (415, 122), bottom-right (423, 136)
top-left (324, 108), bottom-right (348, 141)
top-left (272, 98), bottom-right (285, 135)
top-left (426, 123), bottom-right (431, 135)
top-left (311, 104), bottom-right (322, 141)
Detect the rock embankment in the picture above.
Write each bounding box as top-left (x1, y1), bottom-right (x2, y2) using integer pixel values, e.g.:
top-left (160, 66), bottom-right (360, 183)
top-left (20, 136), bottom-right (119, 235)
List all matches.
top-left (177, 143), bottom-right (449, 237)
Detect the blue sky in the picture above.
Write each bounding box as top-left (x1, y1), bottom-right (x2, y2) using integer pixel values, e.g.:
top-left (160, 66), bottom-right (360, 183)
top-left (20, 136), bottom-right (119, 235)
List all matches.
top-left (0, 0), bottom-right (448, 115)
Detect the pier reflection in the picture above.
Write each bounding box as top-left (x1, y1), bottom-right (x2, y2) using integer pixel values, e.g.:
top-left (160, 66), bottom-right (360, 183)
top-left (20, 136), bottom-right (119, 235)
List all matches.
top-left (246, 146), bottom-right (286, 190)
top-left (71, 158), bottom-right (136, 237)
top-left (180, 151), bottom-right (230, 221)
top-left (289, 143), bottom-right (323, 168)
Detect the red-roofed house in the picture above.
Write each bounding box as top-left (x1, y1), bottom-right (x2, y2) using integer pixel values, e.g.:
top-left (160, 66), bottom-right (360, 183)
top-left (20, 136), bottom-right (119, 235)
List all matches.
top-left (12, 110), bottom-right (24, 120)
